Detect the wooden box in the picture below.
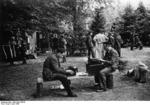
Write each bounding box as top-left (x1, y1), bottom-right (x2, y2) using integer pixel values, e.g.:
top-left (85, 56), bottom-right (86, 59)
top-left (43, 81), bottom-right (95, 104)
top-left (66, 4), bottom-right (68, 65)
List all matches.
top-left (86, 63), bottom-right (105, 75)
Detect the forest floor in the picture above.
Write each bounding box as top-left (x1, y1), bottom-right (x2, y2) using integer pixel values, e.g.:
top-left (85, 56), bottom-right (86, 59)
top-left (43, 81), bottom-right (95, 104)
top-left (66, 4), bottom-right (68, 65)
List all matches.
top-left (0, 47), bottom-right (150, 101)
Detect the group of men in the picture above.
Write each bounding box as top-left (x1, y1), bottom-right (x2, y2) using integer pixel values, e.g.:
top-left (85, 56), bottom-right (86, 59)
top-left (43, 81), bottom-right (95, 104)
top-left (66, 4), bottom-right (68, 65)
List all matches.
top-left (42, 30), bottom-right (122, 97)
top-left (51, 33), bottom-right (67, 63)
top-left (86, 31), bottom-right (121, 91)
top-left (9, 36), bottom-right (27, 65)
top-left (86, 31), bottom-right (123, 59)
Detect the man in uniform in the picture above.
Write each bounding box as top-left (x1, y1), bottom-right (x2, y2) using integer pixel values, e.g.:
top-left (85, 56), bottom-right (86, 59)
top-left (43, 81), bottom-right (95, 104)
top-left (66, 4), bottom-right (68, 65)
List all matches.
top-left (58, 34), bottom-right (67, 63)
top-left (86, 32), bottom-right (95, 59)
top-left (18, 38), bottom-right (27, 64)
top-left (97, 42), bottom-right (119, 91)
top-left (114, 33), bottom-right (123, 57)
top-left (42, 50), bottom-right (77, 97)
top-left (9, 36), bottom-right (17, 65)
top-left (52, 34), bottom-right (58, 53)
top-left (107, 32), bottom-right (115, 48)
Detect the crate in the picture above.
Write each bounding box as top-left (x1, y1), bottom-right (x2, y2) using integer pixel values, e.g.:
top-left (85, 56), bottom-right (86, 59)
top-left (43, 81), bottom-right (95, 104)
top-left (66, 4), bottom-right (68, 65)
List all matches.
top-left (86, 64), bottom-right (105, 75)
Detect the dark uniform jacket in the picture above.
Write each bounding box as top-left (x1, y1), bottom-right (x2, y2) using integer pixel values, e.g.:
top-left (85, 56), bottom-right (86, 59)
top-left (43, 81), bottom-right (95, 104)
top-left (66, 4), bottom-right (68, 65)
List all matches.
top-left (104, 48), bottom-right (119, 70)
top-left (58, 37), bottom-right (67, 53)
top-left (42, 53), bottom-right (67, 81)
top-left (108, 35), bottom-right (115, 48)
top-left (86, 35), bottom-right (94, 48)
top-left (114, 34), bottom-right (123, 49)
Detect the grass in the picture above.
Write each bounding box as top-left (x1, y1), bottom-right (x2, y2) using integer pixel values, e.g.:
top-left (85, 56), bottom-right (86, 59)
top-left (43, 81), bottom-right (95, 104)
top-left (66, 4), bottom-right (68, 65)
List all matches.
top-left (0, 47), bottom-right (150, 100)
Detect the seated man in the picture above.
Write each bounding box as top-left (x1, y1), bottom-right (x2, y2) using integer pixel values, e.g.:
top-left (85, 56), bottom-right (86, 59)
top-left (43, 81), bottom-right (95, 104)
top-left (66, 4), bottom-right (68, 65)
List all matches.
top-left (42, 50), bottom-right (77, 97)
top-left (96, 42), bottom-right (119, 91)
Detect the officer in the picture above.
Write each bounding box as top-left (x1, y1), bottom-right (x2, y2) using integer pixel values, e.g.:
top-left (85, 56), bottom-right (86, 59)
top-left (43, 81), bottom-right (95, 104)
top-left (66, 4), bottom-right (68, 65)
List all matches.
top-left (86, 32), bottom-right (95, 59)
top-left (97, 41), bottom-right (119, 91)
top-left (114, 33), bottom-right (123, 57)
top-left (42, 49), bottom-right (77, 97)
top-left (9, 36), bottom-right (17, 65)
top-left (16, 37), bottom-right (27, 64)
top-left (52, 34), bottom-right (58, 53)
top-left (58, 34), bottom-right (67, 63)
top-left (134, 35), bottom-right (143, 50)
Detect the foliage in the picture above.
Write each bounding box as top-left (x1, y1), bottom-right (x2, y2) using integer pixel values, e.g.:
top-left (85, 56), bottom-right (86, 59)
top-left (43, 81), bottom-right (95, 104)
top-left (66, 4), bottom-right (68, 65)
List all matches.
top-left (90, 8), bottom-right (106, 35)
top-left (134, 2), bottom-right (149, 45)
top-left (0, 0), bottom-right (34, 44)
top-left (115, 2), bottom-right (150, 46)
top-left (119, 4), bottom-right (136, 43)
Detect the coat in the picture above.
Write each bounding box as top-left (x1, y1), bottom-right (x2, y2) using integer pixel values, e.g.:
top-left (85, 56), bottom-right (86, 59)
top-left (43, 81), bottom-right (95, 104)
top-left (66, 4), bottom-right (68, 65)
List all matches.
top-left (104, 48), bottom-right (119, 70)
top-left (42, 53), bottom-right (67, 81)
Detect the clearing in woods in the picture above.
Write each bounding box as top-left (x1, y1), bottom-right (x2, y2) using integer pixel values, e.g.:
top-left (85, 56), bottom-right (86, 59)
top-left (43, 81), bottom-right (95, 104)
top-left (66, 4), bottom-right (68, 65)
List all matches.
top-left (0, 48), bottom-right (150, 100)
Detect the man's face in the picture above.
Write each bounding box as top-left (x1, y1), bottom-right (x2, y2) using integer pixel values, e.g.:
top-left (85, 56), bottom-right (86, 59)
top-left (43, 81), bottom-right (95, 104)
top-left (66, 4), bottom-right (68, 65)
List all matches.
top-left (104, 44), bottom-right (111, 51)
top-left (90, 32), bottom-right (93, 36)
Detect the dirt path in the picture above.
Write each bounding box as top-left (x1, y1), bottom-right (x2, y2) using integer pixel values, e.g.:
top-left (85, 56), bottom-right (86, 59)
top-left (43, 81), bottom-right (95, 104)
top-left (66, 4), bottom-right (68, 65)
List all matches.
top-left (0, 48), bottom-right (150, 100)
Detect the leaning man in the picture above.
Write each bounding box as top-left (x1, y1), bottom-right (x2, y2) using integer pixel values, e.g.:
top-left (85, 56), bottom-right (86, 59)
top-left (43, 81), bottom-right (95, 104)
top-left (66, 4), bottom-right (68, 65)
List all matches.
top-left (42, 50), bottom-right (77, 97)
top-left (98, 41), bottom-right (119, 91)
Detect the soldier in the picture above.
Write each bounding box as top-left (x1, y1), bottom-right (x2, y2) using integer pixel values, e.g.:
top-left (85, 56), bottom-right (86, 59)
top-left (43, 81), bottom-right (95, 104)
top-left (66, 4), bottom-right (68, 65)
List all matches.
top-left (9, 36), bottom-right (17, 65)
top-left (130, 32), bottom-right (135, 50)
top-left (58, 34), bottom-right (67, 63)
top-left (52, 34), bottom-right (58, 53)
top-left (134, 35), bottom-right (143, 50)
top-left (42, 50), bottom-right (77, 97)
top-left (107, 32), bottom-right (115, 48)
top-left (114, 33), bottom-right (123, 57)
top-left (86, 32), bottom-right (95, 59)
top-left (66, 35), bottom-right (72, 56)
top-left (17, 37), bottom-right (27, 64)
top-left (96, 42), bottom-right (119, 91)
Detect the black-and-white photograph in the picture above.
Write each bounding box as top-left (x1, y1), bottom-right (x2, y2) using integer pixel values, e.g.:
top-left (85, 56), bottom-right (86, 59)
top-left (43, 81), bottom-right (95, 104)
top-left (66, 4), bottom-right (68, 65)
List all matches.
top-left (0, 0), bottom-right (150, 102)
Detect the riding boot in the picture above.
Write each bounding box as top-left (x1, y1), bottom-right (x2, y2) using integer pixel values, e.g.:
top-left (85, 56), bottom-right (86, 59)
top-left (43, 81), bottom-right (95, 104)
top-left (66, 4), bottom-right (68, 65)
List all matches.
top-left (62, 80), bottom-right (77, 97)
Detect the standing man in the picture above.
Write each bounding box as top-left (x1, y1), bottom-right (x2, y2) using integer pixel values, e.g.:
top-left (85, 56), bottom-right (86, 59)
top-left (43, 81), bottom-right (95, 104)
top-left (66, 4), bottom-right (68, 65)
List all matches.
top-left (18, 37), bottom-right (27, 64)
top-left (52, 34), bottom-right (58, 53)
top-left (42, 50), bottom-right (77, 97)
top-left (97, 42), bottom-right (119, 91)
top-left (58, 34), bottom-right (67, 63)
top-left (107, 32), bottom-right (115, 48)
top-left (9, 36), bottom-right (17, 65)
top-left (86, 32), bottom-right (95, 59)
top-left (93, 32), bottom-right (108, 59)
top-left (134, 35), bottom-right (143, 50)
top-left (114, 33), bottom-right (123, 57)
top-left (130, 32), bottom-right (135, 51)
top-left (66, 35), bottom-right (73, 56)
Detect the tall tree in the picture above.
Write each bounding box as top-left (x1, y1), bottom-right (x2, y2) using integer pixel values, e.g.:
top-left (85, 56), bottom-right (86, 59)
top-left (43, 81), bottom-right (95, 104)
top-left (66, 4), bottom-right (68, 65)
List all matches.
top-left (0, 0), bottom-right (35, 44)
top-left (134, 2), bottom-right (148, 45)
top-left (90, 8), bottom-right (106, 35)
top-left (119, 4), bottom-right (136, 43)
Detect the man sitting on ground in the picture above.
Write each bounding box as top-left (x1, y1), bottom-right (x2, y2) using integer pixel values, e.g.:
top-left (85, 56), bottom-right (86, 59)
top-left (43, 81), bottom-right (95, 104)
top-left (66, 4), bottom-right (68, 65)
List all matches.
top-left (42, 50), bottom-right (77, 97)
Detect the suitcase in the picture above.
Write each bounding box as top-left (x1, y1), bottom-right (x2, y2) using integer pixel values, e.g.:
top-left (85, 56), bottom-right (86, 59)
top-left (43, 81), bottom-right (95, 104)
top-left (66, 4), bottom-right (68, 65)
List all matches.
top-left (86, 59), bottom-right (110, 75)
top-left (86, 63), bottom-right (105, 75)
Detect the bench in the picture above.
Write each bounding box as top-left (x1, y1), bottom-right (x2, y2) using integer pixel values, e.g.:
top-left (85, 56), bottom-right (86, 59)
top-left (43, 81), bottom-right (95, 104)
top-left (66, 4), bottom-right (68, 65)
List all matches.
top-left (35, 69), bottom-right (118, 97)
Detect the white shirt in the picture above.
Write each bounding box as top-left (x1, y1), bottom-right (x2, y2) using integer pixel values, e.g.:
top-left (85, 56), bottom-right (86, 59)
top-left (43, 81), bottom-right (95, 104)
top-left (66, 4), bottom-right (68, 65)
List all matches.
top-left (93, 33), bottom-right (108, 44)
